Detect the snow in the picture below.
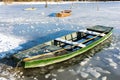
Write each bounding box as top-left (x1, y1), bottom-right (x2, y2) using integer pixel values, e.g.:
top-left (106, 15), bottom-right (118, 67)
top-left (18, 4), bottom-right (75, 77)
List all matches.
top-left (79, 57), bottom-right (91, 66)
top-left (69, 69), bottom-right (77, 75)
top-left (75, 66), bottom-right (111, 79)
top-left (0, 34), bottom-right (22, 52)
top-left (0, 64), bottom-right (16, 80)
top-left (51, 78), bottom-right (57, 80)
top-left (51, 73), bottom-right (57, 77)
top-left (86, 67), bottom-right (101, 78)
top-left (76, 78), bottom-right (79, 80)
top-left (80, 71), bottom-right (89, 78)
top-left (101, 76), bottom-right (107, 80)
top-left (94, 67), bottom-right (111, 74)
top-left (0, 77), bottom-right (7, 80)
top-left (105, 58), bottom-right (118, 69)
top-left (0, 33), bottom-right (24, 59)
top-left (114, 54), bottom-right (120, 59)
top-left (57, 69), bottom-right (65, 72)
top-left (0, 1), bottom-right (120, 80)
top-left (45, 73), bottom-right (51, 78)
top-left (87, 79), bottom-right (92, 80)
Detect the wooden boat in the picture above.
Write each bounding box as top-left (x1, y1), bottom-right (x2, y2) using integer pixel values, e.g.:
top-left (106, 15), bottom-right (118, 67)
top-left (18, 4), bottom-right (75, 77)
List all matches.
top-left (13, 25), bottom-right (113, 68)
top-left (24, 7), bottom-right (37, 11)
top-left (56, 10), bottom-right (72, 17)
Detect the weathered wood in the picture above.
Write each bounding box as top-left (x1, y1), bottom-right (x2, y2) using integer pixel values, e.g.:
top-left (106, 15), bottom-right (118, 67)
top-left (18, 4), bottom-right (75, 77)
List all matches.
top-left (23, 48), bottom-right (67, 62)
top-left (81, 30), bottom-right (107, 44)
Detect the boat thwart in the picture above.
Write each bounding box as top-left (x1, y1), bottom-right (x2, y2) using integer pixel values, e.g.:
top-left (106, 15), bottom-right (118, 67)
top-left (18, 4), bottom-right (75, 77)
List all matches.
top-left (13, 25), bottom-right (113, 68)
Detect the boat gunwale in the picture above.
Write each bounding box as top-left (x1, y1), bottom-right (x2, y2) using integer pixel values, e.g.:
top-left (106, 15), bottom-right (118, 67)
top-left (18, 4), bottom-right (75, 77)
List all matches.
top-left (24, 31), bottom-right (113, 68)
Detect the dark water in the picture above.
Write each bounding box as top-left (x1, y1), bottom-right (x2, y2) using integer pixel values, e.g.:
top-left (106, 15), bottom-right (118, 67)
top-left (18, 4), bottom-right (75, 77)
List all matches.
top-left (0, 2), bottom-right (120, 80)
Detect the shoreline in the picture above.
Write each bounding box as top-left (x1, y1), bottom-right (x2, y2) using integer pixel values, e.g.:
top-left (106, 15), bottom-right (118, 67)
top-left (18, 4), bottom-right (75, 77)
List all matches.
top-left (0, 1), bottom-right (119, 5)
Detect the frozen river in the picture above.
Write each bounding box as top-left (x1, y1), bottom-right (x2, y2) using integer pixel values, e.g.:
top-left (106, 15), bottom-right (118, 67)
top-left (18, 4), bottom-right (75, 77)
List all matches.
top-left (0, 1), bottom-right (120, 80)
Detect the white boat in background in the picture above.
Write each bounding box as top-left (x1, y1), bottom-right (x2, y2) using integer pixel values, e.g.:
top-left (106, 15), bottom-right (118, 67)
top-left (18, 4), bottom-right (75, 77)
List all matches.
top-left (24, 7), bottom-right (37, 11)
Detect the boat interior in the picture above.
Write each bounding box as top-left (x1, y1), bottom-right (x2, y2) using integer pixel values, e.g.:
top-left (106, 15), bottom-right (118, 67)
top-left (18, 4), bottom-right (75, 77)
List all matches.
top-left (15, 27), bottom-right (108, 60)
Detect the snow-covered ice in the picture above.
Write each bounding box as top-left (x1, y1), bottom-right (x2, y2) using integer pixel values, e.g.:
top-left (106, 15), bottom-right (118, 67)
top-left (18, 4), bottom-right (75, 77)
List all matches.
top-left (0, 1), bottom-right (120, 80)
top-left (86, 67), bottom-right (101, 78)
top-left (102, 76), bottom-right (107, 80)
top-left (0, 33), bottom-right (24, 59)
top-left (80, 71), bottom-right (89, 78)
top-left (57, 68), bottom-right (65, 73)
top-left (105, 58), bottom-right (118, 69)
top-left (79, 57), bottom-right (91, 66)
top-left (94, 67), bottom-right (111, 74)
top-left (45, 73), bottom-right (51, 79)
top-left (0, 77), bottom-right (8, 80)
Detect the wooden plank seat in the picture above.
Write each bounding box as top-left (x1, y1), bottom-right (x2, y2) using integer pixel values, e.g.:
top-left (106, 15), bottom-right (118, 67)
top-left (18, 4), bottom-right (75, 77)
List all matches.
top-left (79, 30), bottom-right (106, 37)
top-left (55, 38), bottom-right (86, 48)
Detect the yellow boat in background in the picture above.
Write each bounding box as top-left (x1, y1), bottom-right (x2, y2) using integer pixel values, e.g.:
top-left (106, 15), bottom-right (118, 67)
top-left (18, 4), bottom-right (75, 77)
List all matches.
top-left (56, 10), bottom-right (72, 17)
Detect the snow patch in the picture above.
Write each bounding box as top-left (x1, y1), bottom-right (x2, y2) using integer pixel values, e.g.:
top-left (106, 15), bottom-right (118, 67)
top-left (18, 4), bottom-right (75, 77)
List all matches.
top-left (51, 73), bottom-right (57, 77)
top-left (94, 67), bottom-right (111, 74)
top-left (69, 69), bottom-right (76, 75)
top-left (107, 47), bottom-right (115, 50)
top-left (51, 78), bottom-right (57, 80)
top-left (114, 54), bottom-right (120, 59)
top-left (87, 79), bottom-right (92, 80)
top-left (0, 64), bottom-right (16, 80)
top-left (0, 77), bottom-right (7, 80)
top-left (105, 58), bottom-right (117, 69)
top-left (79, 58), bottom-right (91, 66)
top-left (45, 73), bottom-right (51, 79)
top-left (76, 78), bottom-right (79, 80)
top-left (57, 69), bottom-right (64, 73)
top-left (80, 71), bottom-right (89, 78)
top-left (86, 67), bottom-right (101, 78)
top-left (41, 12), bottom-right (45, 16)
top-left (95, 56), bottom-right (100, 60)
top-left (101, 76), bottom-right (107, 80)
top-left (0, 33), bottom-right (24, 59)
top-left (89, 70), bottom-right (101, 78)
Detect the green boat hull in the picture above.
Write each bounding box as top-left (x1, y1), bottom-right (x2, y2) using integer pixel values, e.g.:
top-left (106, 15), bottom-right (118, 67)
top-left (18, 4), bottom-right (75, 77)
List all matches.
top-left (24, 31), bottom-right (112, 68)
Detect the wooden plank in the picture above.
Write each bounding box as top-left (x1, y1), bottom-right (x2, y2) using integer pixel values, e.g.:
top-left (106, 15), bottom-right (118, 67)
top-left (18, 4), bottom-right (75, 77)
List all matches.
top-left (81, 35), bottom-right (98, 44)
top-left (81, 29), bottom-right (108, 44)
top-left (23, 48), bottom-right (66, 62)
top-left (79, 30), bottom-right (105, 36)
top-left (55, 38), bottom-right (86, 48)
